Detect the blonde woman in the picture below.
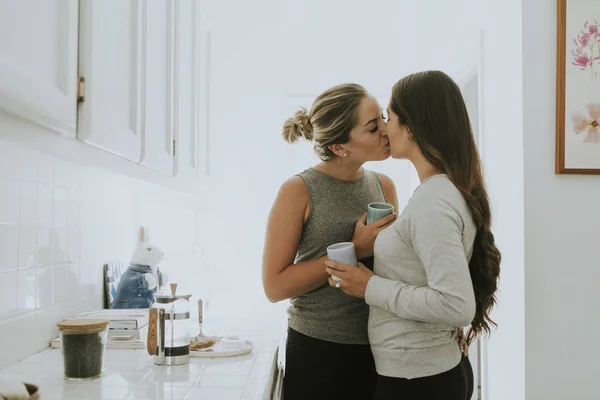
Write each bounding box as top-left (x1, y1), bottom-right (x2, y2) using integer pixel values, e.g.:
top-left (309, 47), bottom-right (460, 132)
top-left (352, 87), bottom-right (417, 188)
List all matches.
top-left (262, 83), bottom-right (398, 400)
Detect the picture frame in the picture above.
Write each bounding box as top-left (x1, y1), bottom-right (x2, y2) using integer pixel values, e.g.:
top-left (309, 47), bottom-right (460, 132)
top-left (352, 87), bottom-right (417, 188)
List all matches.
top-left (556, 0), bottom-right (600, 174)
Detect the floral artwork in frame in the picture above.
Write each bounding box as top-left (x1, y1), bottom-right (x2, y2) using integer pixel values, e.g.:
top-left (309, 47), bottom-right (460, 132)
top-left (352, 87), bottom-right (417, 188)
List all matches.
top-left (556, 0), bottom-right (600, 174)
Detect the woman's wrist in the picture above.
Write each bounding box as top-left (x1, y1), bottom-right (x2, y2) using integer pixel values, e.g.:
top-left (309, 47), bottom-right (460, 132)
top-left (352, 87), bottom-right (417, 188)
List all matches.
top-left (352, 238), bottom-right (376, 260)
top-left (352, 241), bottom-right (365, 259)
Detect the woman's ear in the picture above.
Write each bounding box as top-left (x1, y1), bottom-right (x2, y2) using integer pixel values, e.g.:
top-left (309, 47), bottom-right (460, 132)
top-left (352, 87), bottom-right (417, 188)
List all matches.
top-left (328, 144), bottom-right (344, 157)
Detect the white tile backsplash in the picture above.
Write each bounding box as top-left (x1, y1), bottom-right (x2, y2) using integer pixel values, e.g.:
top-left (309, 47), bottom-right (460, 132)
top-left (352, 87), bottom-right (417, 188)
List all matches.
top-left (53, 161), bottom-right (71, 188)
top-left (52, 264), bottom-right (67, 305)
top-left (16, 312), bottom-right (45, 360)
top-left (19, 181), bottom-right (38, 225)
top-left (67, 225), bottom-right (80, 263)
top-left (18, 267), bottom-right (37, 314)
top-left (66, 263), bottom-right (81, 301)
top-left (53, 186), bottom-right (67, 227)
top-left (18, 225), bottom-right (38, 268)
top-left (0, 137), bottom-right (204, 369)
top-left (0, 319), bottom-right (19, 365)
top-left (37, 155), bottom-right (54, 185)
top-left (0, 270), bottom-right (18, 319)
top-left (52, 227), bottom-right (67, 264)
top-left (0, 224), bottom-right (18, 271)
top-left (37, 183), bottom-right (53, 226)
top-left (37, 226), bottom-right (52, 266)
top-left (19, 152), bottom-right (39, 183)
top-left (37, 265), bottom-right (54, 309)
top-left (0, 178), bottom-right (19, 223)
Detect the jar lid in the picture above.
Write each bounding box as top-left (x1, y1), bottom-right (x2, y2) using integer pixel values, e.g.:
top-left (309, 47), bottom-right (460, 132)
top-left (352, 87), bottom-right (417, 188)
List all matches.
top-left (57, 319), bottom-right (110, 331)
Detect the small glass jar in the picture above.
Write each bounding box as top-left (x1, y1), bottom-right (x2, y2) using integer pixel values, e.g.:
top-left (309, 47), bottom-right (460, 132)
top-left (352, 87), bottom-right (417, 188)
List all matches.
top-left (57, 319), bottom-right (109, 380)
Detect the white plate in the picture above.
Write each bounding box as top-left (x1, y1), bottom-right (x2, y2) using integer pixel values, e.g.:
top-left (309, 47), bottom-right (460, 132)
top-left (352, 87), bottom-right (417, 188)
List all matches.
top-left (190, 339), bottom-right (254, 358)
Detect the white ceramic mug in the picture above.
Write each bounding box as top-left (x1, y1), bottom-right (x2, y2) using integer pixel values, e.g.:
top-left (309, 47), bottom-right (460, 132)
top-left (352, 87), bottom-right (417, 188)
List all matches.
top-left (326, 242), bottom-right (358, 282)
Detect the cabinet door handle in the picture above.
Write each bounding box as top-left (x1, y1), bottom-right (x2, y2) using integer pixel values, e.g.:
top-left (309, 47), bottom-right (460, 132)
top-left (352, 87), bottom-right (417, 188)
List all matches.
top-left (77, 77), bottom-right (86, 103)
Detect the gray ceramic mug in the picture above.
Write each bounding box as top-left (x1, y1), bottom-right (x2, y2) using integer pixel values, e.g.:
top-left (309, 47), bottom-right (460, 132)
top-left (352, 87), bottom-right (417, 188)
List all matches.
top-left (326, 242), bottom-right (358, 283)
top-left (367, 202), bottom-right (394, 224)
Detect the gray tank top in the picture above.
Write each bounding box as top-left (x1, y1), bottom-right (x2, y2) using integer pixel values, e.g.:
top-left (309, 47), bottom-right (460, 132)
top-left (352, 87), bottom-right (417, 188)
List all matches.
top-left (288, 167), bottom-right (387, 344)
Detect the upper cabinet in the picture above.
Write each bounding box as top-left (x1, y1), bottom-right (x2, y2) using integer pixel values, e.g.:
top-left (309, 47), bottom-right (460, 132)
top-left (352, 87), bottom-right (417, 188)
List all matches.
top-left (174, 0), bottom-right (210, 182)
top-left (0, 0), bottom-right (79, 136)
top-left (0, 0), bottom-right (209, 188)
top-left (195, 11), bottom-right (211, 182)
top-left (77, 0), bottom-right (144, 162)
top-left (174, 0), bottom-right (196, 180)
top-left (140, 0), bottom-right (176, 175)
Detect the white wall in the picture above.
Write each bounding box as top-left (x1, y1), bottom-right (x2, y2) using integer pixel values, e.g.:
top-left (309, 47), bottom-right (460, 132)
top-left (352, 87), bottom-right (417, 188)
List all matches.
top-left (0, 114), bottom-right (203, 369)
top-left (479, 0), bottom-right (600, 398)
top-left (522, 0), bottom-right (600, 398)
top-left (479, 1), bottom-right (526, 399)
top-left (199, 0), bottom-right (483, 334)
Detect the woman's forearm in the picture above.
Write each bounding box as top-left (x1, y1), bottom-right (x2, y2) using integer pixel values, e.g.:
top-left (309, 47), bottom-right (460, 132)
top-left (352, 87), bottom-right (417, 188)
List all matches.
top-left (265, 255), bottom-right (330, 302)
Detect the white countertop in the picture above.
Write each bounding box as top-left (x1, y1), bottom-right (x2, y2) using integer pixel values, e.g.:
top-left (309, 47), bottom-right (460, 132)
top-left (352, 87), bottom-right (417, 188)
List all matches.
top-left (0, 335), bottom-right (278, 400)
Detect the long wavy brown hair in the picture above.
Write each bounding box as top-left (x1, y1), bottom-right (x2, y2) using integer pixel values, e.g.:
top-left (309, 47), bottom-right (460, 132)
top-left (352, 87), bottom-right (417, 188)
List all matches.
top-left (390, 70), bottom-right (501, 343)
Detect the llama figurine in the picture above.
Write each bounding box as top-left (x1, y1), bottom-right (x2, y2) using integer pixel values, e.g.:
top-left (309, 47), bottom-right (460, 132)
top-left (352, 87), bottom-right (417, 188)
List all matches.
top-left (111, 226), bottom-right (164, 309)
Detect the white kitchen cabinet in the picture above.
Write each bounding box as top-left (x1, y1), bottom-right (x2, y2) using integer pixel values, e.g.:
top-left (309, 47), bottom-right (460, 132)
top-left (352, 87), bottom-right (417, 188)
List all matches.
top-left (77, 0), bottom-right (144, 163)
top-left (140, 0), bottom-right (175, 176)
top-left (174, 0), bottom-right (210, 181)
top-left (0, 0), bottom-right (79, 136)
top-left (195, 10), bottom-right (211, 181)
top-left (0, 0), bottom-right (209, 190)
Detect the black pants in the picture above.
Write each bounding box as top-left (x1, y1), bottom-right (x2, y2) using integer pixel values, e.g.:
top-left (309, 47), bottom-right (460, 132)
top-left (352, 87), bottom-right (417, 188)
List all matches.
top-left (372, 355), bottom-right (474, 400)
top-left (284, 328), bottom-right (377, 400)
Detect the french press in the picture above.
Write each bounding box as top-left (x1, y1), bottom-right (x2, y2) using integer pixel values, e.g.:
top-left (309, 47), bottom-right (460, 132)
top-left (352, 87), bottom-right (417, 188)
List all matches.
top-left (146, 283), bottom-right (191, 366)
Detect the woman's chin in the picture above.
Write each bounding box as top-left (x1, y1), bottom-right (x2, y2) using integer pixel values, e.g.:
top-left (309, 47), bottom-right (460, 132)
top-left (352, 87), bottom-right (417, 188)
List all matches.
top-left (378, 150), bottom-right (391, 161)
